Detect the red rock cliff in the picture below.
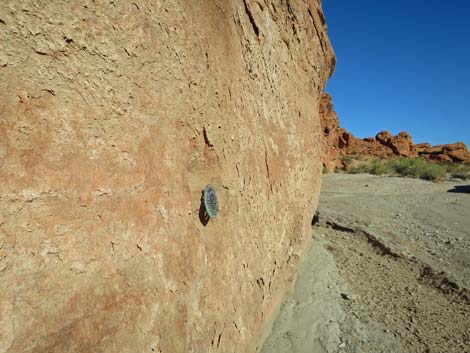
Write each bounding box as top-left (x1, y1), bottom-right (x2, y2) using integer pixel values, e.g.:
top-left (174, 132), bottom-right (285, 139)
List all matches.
top-left (0, 1), bottom-right (335, 352)
top-left (319, 93), bottom-right (343, 171)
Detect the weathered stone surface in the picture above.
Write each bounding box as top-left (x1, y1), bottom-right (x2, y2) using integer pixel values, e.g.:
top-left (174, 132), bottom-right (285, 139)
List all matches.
top-left (375, 131), bottom-right (393, 146)
top-left (319, 93), bottom-right (343, 171)
top-left (344, 135), bottom-right (393, 159)
top-left (375, 131), bottom-right (418, 158)
top-left (416, 143), bottom-right (432, 153)
top-left (0, 1), bottom-right (334, 352)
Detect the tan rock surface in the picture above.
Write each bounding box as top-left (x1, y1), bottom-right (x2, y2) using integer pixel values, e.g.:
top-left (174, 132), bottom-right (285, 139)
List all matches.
top-left (0, 1), bottom-right (335, 352)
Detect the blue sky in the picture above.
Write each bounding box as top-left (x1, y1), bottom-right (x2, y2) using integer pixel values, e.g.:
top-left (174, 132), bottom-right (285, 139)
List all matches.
top-left (323, 1), bottom-right (470, 147)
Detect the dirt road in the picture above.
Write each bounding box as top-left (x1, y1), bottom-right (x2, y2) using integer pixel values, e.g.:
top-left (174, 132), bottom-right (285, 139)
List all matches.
top-left (262, 174), bottom-right (470, 353)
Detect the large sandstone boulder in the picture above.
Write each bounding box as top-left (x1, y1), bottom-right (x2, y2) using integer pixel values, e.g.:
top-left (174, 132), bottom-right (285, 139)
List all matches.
top-left (375, 131), bottom-right (418, 158)
top-left (0, 1), bottom-right (334, 352)
top-left (416, 143), bottom-right (432, 153)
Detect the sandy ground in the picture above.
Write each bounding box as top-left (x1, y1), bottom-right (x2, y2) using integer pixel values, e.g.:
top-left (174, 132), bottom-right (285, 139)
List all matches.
top-left (261, 174), bottom-right (470, 353)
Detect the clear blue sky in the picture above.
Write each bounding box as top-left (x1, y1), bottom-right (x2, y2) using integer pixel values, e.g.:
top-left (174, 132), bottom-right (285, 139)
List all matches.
top-left (323, 1), bottom-right (470, 147)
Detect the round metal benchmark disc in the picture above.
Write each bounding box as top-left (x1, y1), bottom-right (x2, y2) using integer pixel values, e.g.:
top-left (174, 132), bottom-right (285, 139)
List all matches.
top-left (203, 185), bottom-right (219, 219)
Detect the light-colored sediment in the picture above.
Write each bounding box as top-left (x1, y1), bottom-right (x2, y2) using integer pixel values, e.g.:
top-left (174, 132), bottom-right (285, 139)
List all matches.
top-left (263, 174), bottom-right (470, 353)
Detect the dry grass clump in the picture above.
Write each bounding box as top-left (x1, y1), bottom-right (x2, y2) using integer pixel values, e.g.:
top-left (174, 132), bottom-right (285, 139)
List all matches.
top-left (348, 157), bottom-right (470, 181)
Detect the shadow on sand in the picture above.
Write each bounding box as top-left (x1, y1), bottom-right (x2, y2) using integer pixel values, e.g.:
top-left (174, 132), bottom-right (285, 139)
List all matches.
top-left (447, 185), bottom-right (470, 194)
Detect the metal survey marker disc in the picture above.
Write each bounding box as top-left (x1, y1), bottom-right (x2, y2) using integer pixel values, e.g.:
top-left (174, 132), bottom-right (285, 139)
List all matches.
top-left (203, 185), bottom-right (219, 219)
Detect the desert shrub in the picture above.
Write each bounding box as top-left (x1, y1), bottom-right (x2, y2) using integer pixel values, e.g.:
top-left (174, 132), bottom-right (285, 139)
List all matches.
top-left (346, 157), bottom-right (451, 181)
top-left (340, 155), bottom-right (353, 165)
top-left (386, 157), bottom-right (440, 179)
top-left (349, 159), bottom-right (390, 175)
top-left (450, 172), bottom-right (470, 180)
top-left (387, 157), bottom-right (414, 175)
top-left (418, 163), bottom-right (446, 181)
top-left (368, 160), bottom-right (391, 175)
top-left (348, 165), bottom-right (366, 174)
top-left (387, 158), bottom-right (446, 181)
top-left (441, 162), bottom-right (470, 179)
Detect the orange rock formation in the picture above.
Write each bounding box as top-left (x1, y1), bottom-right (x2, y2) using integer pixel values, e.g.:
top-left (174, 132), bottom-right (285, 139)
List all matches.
top-left (319, 93), bottom-right (470, 171)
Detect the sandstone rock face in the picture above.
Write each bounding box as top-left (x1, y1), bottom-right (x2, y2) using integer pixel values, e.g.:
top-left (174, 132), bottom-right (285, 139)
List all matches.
top-left (375, 131), bottom-right (393, 145)
top-left (0, 1), bottom-right (334, 352)
top-left (345, 137), bottom-right (393, 159)
top-left (375, 131), bottom-right (418, 158)
top-left (416, 143), bottom-right (432, 153)
top-left (319, 93), bottom-right (343, 171)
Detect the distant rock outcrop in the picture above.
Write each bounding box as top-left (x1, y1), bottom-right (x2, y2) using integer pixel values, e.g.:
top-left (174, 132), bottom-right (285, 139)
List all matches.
top-left (417, 142), bottom-right (470, 163)
top-left (319, 94), bottom-right (470, 170)
top-left (375, 131), bottom-right (418, 158)
top-left (319, 93), bottom-right (344, 171)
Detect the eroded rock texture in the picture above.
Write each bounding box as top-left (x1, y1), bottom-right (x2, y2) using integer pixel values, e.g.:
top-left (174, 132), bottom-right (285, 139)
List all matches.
top-left (375, 131), bottom-right (418, 158)
top-left (0, 1), bottom-right (334, 352)
top-left (319, 93), bottom-right (342, 171)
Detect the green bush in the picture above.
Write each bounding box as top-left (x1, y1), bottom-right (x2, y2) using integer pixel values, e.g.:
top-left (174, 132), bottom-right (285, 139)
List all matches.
top-left (349, 159), bottom-right (391, 175)
top-left (340, 155), bottom-right (353, 165)
top-left (369, 159), bottom-right (391, 175)
top-left (441, 161), bottom-right (470, 179)
top-left (346, 157), bottom-right (456, 181)
top-left (450, 172), bottom-right (470, 180)
top-left (419, 164), bottom-right (445, 181)
top-left (348, 166), bottom-right (364, 174)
